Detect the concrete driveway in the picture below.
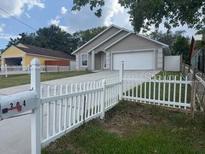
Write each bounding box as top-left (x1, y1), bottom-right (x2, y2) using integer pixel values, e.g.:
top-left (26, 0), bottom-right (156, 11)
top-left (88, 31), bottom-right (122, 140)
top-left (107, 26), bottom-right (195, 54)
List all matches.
top-left (0, 70), bottom-right (158, 154)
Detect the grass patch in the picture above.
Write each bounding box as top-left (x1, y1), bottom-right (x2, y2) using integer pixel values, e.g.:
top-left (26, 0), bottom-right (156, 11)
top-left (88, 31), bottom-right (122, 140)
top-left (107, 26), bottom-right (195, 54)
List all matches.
top-left (42, 101), bottom-right (205, 154)
top-left (156, 71), bottom-right (183, 78)
top-left (0, 71), bottom-right (91, 89)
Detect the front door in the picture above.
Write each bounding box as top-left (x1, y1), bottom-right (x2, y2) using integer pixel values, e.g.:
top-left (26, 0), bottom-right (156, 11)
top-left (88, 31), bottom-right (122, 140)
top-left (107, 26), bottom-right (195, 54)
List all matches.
top-left (95, 52), bottom-right (106, 70)
top-left (101, 54), bottom-right (106, 69)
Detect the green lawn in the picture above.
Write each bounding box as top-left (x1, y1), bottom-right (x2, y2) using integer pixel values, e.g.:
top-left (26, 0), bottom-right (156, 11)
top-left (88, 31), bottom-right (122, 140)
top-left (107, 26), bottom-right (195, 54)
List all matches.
top-left (42, 101), bottom-right (205, 154)
top-left (0, 71), bottom-right (91, 89)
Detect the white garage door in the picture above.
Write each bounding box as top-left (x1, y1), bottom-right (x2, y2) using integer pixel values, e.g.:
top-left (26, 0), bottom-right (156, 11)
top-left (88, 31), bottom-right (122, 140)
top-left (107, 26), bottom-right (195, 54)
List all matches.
top-left (113, 51), bottom-right (155, 70)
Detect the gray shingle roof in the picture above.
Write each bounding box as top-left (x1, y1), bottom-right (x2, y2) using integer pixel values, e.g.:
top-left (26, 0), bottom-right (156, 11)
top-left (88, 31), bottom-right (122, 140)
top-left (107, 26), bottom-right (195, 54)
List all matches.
top-left (16, 44), bottom-right (75, 60)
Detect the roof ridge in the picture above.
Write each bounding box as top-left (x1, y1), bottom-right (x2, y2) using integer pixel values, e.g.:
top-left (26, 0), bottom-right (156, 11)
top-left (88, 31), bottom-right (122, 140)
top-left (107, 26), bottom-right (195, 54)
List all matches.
top-left (15, 43), bottom-right (75, 60)
top-left (21, 44), bottom-right (71, 55)
top-left (72, 24), bottom-right (169, 54)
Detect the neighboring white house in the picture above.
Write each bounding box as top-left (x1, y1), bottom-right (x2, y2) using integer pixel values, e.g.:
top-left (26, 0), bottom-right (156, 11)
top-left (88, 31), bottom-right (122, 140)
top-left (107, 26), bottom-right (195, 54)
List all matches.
top-left (72, 25), bottom-right (169, 71)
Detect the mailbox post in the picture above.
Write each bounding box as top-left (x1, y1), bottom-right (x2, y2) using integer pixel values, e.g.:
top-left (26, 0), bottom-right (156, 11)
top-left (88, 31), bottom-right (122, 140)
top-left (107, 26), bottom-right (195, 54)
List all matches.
top-left (30, 58), bottom-right (41, 154)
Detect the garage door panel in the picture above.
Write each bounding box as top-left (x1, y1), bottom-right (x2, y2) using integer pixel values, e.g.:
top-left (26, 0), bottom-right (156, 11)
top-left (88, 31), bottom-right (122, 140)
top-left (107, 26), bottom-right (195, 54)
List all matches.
top-left (113, 51), bottom-right (154, 70)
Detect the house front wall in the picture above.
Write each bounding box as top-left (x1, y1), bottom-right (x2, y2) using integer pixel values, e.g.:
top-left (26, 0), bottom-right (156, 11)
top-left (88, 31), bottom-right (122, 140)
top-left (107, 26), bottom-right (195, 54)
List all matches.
top-left (107, 34), bottom-right (162, 51)
top-left (23, 54), bottom-right (70, 67)
top-left (1, 45), bottom-right (71, 67)
top-left (1, 46), bottom-right (25, 59)
top-left (75, 30), bottom-right (166, 71)
top-left (1, 46), bottom-right (25, 67)
top-left (106, 34), bottom-right (164, 70)
top-left (75, 52), bottom-right (91, 70)
top-left (94, 30), bottom-right (128, 52)
top-left (74, 27), bottom-right (121, 70)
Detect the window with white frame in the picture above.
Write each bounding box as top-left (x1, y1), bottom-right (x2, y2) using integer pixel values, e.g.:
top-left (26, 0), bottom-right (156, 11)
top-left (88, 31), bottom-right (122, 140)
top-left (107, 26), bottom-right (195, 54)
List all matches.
top-left (81, 54), bottom-right (88, 66)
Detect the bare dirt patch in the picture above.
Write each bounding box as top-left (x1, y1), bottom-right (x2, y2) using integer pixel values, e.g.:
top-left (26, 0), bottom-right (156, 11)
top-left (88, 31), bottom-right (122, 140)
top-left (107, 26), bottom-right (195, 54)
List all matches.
top-left (101, 101), bottom-right (168, 136)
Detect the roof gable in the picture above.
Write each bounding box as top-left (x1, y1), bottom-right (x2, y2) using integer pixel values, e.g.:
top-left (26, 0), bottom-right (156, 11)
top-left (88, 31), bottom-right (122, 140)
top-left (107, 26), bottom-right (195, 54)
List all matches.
top-left (88, 30), bottom-right (129, 53)
top-left (1, 45), bottom-right (25, 57)
top-left (72, 25), bottom-right (168, 55)
top-left (111, 25), bottom-right (168, 47)
top-left (72, 25), bottom-right (120, 54)
top-left (106, 33), bottom-right (165, 51)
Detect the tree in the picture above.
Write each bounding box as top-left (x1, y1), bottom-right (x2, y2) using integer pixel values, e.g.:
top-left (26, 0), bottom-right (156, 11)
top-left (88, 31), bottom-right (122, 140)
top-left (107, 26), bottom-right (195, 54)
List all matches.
top-left (150, 31), bottom-right (190, 63)
top-left (72, 0), bottom-right (105, 17)
top-left (6, 25), bottom-right (78, 54)
top-left (34, 25), bottom-right (77, 52)
top-left (172, 35), bottom-right (190, 63)
top-left (6, 25), bottom-right (106, 54)
top-left (73, 26), bottom-right (106, 47)
top-left (72, 0), bottom-right (205, 32)
top-left (195, 28), bottom-right (205, 48)
top-left (7, 33), bottom-right (36, 48)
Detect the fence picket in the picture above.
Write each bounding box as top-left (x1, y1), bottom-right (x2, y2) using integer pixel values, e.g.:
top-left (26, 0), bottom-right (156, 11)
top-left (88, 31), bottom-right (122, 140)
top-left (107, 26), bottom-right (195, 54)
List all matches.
top-left (128, 81), bottom-right (130, 98)
top-left (173, 76), bottom-right (176, 105)
top-left (68, 87), bottom-right (72, 127)
top-left (46, 86), bottom-right (50, 138)
top-left (132, 79), bottom-right (134, 100)
top-left (40, 103), bottom-right (44, 140)
top-left (163, 76), bottom-right (166, 103)
top-left (179, 76), bottom-right (182, 107)
top-left (70, 84), bottom-right (74, 125)
top-left (52, 88), bottom-right (55, 136)
top-left (168, 76), bottom-right (171, 105)
top-left (136, 81), bottom-right (138, 98)
top-left (158, 76), bottom-right (161, 104)
top-left (148, 80), bottom-right (151, 103)
top-left (58, 85), bottom-right (63, 132)
top-left (184, 76), bottom-right (188, 109)
top-left (153, 76), bottom-right (156, 101)
top-left (144, 82), bottom-right (147, 101)
top-left (93, 82), bottom-right (96, 115)
top-left (140, 82), bottom-right (142, 102)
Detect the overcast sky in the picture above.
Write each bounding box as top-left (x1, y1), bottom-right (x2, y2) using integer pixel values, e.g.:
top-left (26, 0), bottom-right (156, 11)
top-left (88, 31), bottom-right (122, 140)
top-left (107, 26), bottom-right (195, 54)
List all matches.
top-left (0, 0), bottom-right (197, 49)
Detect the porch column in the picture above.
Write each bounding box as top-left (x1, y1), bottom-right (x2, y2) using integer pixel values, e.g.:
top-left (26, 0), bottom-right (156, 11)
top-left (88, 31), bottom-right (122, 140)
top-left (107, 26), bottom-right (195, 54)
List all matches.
top-left (1, 58), bottom-right (5, 70)
top-left (91, 51), bottom-right (95, 71)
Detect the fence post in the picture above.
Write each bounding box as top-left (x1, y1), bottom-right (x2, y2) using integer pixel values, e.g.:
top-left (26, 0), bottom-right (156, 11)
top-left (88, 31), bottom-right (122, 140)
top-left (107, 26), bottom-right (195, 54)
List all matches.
top-left (30, 58), bottom-right (41, 154)
top-left (119, 61), bottom-right (124, 100)
top-left (191, 69), bottom-right (197, 118)
top-left (100, 79), bottom-right (106, 119)
top-left (5, 64), bottom-right (8, 78)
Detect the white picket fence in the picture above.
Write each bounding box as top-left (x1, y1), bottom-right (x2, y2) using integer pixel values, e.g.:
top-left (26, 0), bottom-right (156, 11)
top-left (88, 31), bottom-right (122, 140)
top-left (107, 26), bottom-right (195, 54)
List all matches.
top-left (0, 65), bottom-right (73, 77)
top-left (0, 59), bottom-right (193, 154)
top-left (39, 79), bottom-right (121, 146)
top-left (123, 74), bottom-right (192, 109)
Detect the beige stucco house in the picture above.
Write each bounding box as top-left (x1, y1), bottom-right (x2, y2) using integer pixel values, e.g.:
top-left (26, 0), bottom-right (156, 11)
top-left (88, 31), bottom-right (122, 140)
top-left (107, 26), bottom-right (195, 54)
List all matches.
top-left (72, 25), bottom-right (168, 71)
